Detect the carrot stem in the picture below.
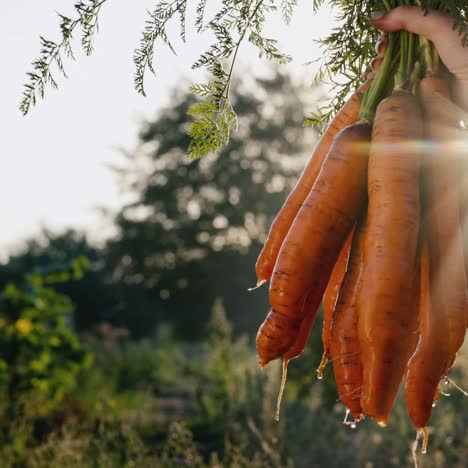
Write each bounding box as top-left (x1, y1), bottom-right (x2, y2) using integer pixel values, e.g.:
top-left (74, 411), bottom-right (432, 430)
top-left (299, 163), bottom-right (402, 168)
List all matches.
top-left (407, 33), bottom-right (414, 74)
top-left (395, 31), bottom-right (407, 88)
top-left (360, 33), bottom-right (396, 123)
top-left (420, 36), bottom-right (433, 74)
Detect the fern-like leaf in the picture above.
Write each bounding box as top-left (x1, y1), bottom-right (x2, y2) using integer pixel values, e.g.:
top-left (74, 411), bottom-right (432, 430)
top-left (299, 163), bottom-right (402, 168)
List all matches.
top-left (133, 0), bottom-right (188, 97)
top-left (20, 0), bottom-right (109, 115)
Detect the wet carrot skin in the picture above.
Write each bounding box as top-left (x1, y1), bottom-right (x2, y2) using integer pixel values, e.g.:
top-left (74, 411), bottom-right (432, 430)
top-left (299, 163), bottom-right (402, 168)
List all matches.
top-left (271, 228), bottom-right (353, 375)
top-left (255, 80), bottom-right (372, 285)
top-left (459, 162), bottom-right (468, 327)
top-left (283, 301), bottom-right (319, 363)
top-left (460, 159), bottom-right (468, 327)
top-left (330, 213), bottom-right (367, 420)
top-left (405, 77), bottom-right (467, 429)
top-left (420, 77), bottom-right (467, 345)
top-left (405, 243), bottom-right (452, 429)
top-left (323, 231), bottom-right (354, 327)
top-left (457, 115), bottom-right (468, 327)
top-left (358, 91), bottom-right (423, 426)
top-left (257, 122), bottom-right (371, 366)
top-left (320, 227), bottom-right (355, 371)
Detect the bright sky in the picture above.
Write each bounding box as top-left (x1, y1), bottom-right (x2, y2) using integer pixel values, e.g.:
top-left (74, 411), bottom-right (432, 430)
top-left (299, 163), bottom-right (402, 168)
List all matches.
top-left (0, 1), bottom-right (334, 257)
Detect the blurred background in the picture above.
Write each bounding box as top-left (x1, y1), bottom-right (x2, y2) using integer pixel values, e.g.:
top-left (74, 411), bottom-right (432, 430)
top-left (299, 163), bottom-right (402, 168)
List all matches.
top-left (0, 2), bottom-right (467, 466)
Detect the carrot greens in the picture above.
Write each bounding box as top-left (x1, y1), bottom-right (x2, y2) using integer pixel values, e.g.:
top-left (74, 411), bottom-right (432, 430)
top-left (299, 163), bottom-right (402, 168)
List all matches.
top-left (22, 1), bottom-right (468, 156)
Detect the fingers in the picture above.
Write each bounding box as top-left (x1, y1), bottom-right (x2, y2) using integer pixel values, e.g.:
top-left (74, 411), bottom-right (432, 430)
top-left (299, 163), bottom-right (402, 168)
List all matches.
top-left (362, 34), bottom-right (387, 81)
top-left (370, 6), bottom-right (452, 42)
top-left (370, 6), bottom-right (468, 75)
top-left (375, 34), bottom-right (387, 58)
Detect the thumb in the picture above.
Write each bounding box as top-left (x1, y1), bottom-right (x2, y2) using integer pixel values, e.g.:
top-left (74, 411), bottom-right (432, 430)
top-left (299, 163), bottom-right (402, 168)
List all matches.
top-left (371, 6), bottom-right (468, 76)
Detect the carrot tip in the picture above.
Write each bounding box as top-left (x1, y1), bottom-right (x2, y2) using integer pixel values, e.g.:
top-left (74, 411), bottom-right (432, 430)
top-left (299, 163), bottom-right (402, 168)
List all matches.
top-left (258, 358), bottom-right (269, 367)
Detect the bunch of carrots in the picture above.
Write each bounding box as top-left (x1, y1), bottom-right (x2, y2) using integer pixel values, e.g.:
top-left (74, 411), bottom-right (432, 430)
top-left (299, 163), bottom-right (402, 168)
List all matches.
top-left (254, 6), bottom-right (467, 452)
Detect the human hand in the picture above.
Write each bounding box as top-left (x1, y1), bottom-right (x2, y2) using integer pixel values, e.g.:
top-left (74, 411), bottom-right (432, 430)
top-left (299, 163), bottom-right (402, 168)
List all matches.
top-left (371, 6), bottom-right (468, 110)
top-left (363, 33), bottom-right (387, 81)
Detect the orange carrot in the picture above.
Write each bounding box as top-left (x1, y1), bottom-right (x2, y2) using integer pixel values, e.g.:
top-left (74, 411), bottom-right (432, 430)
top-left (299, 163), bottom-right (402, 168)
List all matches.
top-left (317, 227), bottom-right (355, 379)
top-left (255, 80), bottom-right (372, 286)
top-left (329, 212), bottom-right (367, 421)
top-left (458, 130), bottom-right (468, 327)
top-left (405, 76), bottom-right (467, 433)
top-left (275, 230), bottom-right (355, 419)
top-left (460, 160), bottom-right (468, 327)
top-left (256, 121), bottom-right (371, 366)
top-left (275, 230), bottom-right (354, 419)
top-left (405, 242), bottom-right (442, 431)
top-left (256, 39), bottom-right (389, 287)
top-left (358, 90), bottom-right (423, 426)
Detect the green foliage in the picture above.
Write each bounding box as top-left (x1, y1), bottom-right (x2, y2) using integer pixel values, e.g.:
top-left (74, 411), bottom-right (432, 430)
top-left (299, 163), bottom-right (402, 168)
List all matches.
top-left (0, 304), bottom-right (465, 466)
top-left (134, 0), bottom-right (188, 97)
top-left (309, 0), bottom-right (468, 128)
top-left (0, 291), bottom-right (464, 467)
top-left (281, 0), bottom-right (299, 23)
top-left (23, 418), bottom-right (153, 467)
top-left (0, 275), bottom-right (91, 412)
top-left (0, 268), bottom-right (91, 464)
top-left (0, 229), bottom-right (128, 334)
top-left (186, 94), bottom-right (237, 159)
top-left (20, 0), bottom-right (109, 115)
top-left (186, 0), bottom-right (291, 157)
top-left (22, 0), bottom-right (294, 156)
top-left (21, 1), bottom-right (468, 150)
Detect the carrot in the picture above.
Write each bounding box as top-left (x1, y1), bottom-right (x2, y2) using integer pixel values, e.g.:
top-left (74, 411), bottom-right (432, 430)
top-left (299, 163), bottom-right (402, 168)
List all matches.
top-left (317, 227), bottom-right (355, 379)
top-left (461, 188), bottom-right (468, 328)
top-left (458, 134), bottom-right (468, 327)
top-left (256, 121), bottom-right (371, 366)
top-left (465, 298), bottom-right (468, 329)
top-left (405, 241), bottom-right (442, 431)
top-left (275, 230), bottom-right (355, 418)
top-left (275, 230), bottom-right (354, 419)
top-left (284, 299), bottom-right (321, 363)
top-left (256, 38), bottom-right (389, 287)
top-left (329, 212), bottom-right (367, 421)
top-left (358, 90), bottom-right (423, 426)
top-left (405, 76), bottom-right (467, 433)
top-left (255, 80), bottom-right (372, 286)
